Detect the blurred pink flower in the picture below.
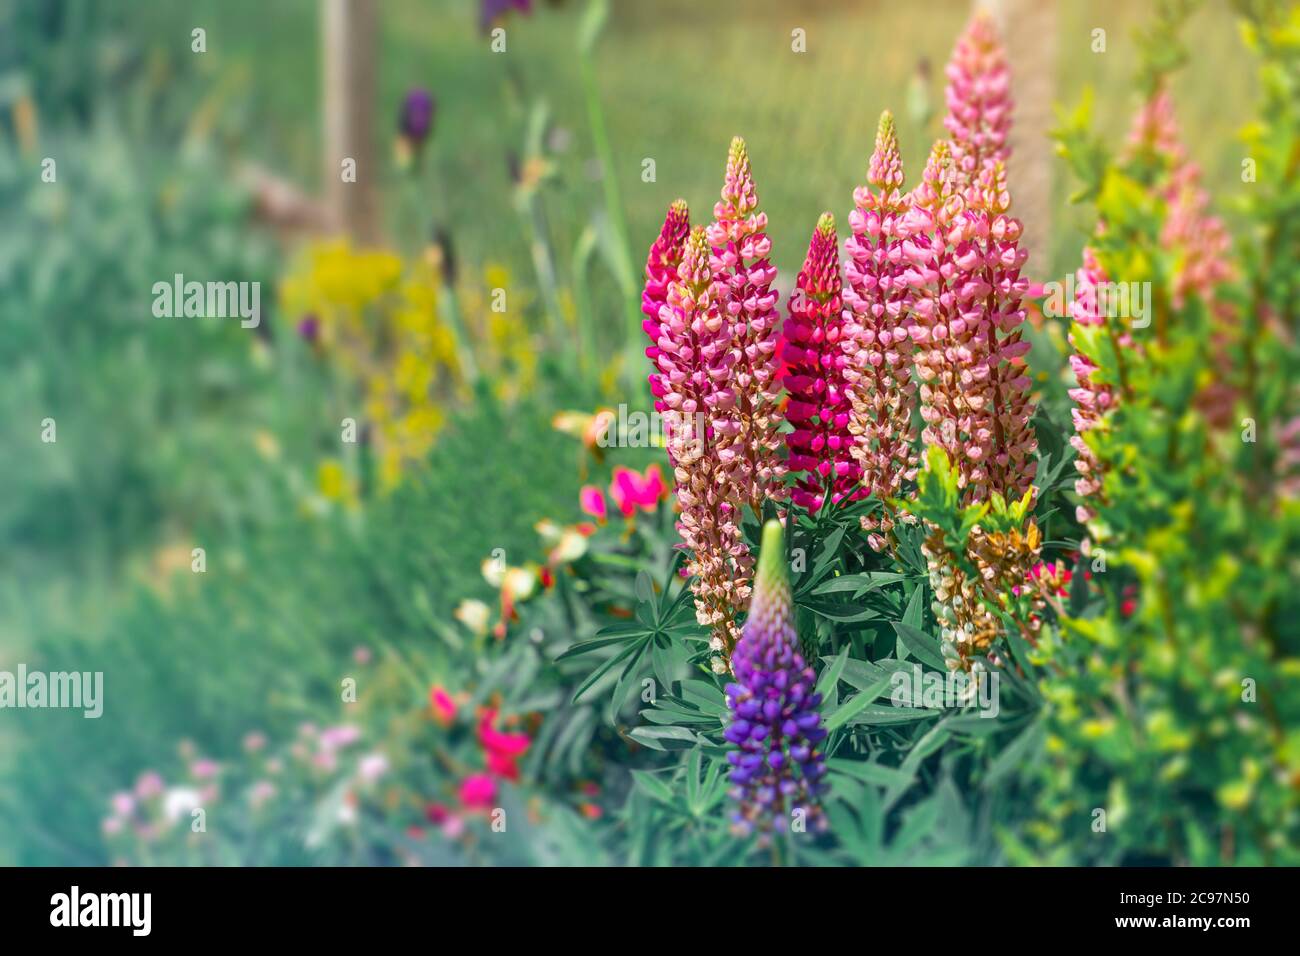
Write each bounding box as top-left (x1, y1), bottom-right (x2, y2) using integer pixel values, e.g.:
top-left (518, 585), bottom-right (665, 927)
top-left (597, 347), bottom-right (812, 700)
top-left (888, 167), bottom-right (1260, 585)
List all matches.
top-left (190, 759), bottom-right (220, 780)
top-left (429, 686), bottom-right (457, 726)
top-left (110, 792), bottom-right (135, 817)
top-left (249, 780), bottom-right (277, 809)
top-left (459, 774), bottom-right (498, 809)
top-left (319, 724), bottom-right (362, 750)
top-left (134, 771), bottom-right (164, 800)
top-left (609, 464), bottom-right (666, 518)
top-left (242, 731), bottom-right (267, 754)
top-left (579, 485), bottom-right (608, 523)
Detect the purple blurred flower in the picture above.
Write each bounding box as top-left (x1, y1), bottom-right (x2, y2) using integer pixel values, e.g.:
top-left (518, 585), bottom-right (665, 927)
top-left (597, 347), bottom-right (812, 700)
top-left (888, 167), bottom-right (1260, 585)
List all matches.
top-left (398, 88), bottom-right (436, 145)
top-left (480, 0), bottom-right (532, 33)
top-left (297, 313), bottom-right (320, 344)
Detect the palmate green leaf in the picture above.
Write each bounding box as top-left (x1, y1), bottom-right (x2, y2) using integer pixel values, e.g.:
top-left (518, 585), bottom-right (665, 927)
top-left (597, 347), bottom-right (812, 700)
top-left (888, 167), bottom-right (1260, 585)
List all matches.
top-left (677, 679), bottom-right (728, 717)
top-left (607, 646), bottom-right (647, 726)
top-left (824, 674), bottom-right (894, 731)
top-left (811, 571), bottom-right (908, 596)
top-left (571, 639), bottom-right (643, 703)
top-left (630, 769), bottom-right (675, 805)
top-left (815, 646), bottom-right (849, 699)
top-left (828, 758), bottom-right (914, 790)
top-left (893, 622), bottom-right (947, 671)
top-left (634, 569), bottom-right (656, 608)
top-left (627, 725), bottom-right (700, 751)
top-left (684, 747), bottom-right (729, 818)
top-left (847, 705), bottom-right (941, 725)
top-left (801, 597), bottom-right (880, 623)
top-left (825, 655), bottom-right (911, 692)
top-left (983, 718), bottom-right (1047, 789)
top-left (892, 794), bottom-right (943, 855)
top-left (809, 524), bottom-right (846, 576)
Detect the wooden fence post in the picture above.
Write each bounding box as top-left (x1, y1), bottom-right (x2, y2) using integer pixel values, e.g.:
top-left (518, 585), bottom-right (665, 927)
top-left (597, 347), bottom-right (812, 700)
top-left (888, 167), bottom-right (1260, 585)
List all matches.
top-left (322, 0), bottom-right (381, 245)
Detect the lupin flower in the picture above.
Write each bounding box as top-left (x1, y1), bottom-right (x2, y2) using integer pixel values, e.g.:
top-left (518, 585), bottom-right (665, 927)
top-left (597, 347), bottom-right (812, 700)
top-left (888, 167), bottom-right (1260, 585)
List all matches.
top-left (724, 520), bottom-right (828, 839)
top-left (901, 141), bottom-right (982, 497)
top-left (656, 227), bottom-right (752, 647)
top-left (943, 12), bottom-right (1013, 188)
top-left (906, 146), bottom-right (1035, 504)
top-left (948, 160), bottom-right (1036, 501)
top-left (784, 213), bottom-right (859, 512)
top-left (1067, 245), bottom-right (1132, 523)
top-left (706, 137), bottom-right (787, 516)
top-left (641, 200), bottom-right (691, 412)
top-left (842, 111), bottom-right (919, 546)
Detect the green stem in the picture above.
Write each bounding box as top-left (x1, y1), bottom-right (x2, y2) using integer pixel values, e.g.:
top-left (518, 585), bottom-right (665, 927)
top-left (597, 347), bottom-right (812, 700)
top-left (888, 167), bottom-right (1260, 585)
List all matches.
top-left (578, 21), bottom-right (641, 386)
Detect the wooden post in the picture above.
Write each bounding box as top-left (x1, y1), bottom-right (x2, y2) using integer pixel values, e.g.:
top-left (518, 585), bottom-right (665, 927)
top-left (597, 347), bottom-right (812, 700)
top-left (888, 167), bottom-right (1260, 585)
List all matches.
top-left (322, 0), bottom-right (381, 245)
top-left (979, 0), bottom-right (1057, 279)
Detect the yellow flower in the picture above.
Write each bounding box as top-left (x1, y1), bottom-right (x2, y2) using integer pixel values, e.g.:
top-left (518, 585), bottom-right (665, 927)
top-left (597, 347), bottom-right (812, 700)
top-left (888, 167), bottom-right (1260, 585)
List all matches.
top-left (317, 459), bottom-right (356, 505)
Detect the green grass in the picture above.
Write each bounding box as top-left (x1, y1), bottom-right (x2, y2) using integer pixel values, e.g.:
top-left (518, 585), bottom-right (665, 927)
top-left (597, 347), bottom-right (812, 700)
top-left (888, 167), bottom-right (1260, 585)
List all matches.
top-left (104, 0), bottom-right (1254, 284)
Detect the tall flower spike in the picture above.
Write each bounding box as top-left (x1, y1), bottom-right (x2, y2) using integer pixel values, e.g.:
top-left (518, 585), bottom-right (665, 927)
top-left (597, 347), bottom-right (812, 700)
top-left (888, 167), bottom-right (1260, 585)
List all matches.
top-left (657, 227), bottom-right (752, 648)
top-left (903, 145), bottom-right (1035, 503)
top-left (843, 111), bottom-right (919, 548)
top-left (707, 137), bottom-right (787, 518)
top-left (901, 141), bottom-right (974, 493)
top-left (642, 200), bottom-right (691, 412)
top-left (948, 160), bottom-right (1037, 501)
top-left (784, 213), bottom-right (858, 512)
top-left (1067, 245), bottom-right (1134, 524)
top-left (943, 11), bottom-right (1013, 189)
top-left (725, 519), bottom-right (828, 840)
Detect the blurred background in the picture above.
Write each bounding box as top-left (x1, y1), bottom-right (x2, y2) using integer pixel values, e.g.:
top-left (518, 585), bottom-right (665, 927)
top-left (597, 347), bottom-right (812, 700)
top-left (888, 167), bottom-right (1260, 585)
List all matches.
top-left (0, 0), bottom-right (1261, 864)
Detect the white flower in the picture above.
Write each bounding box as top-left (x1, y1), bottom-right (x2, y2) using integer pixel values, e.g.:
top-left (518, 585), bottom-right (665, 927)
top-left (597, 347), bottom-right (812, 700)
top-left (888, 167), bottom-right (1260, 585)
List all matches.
top-left (162, 787), bottom-right (202, 824)
top-left (710, 656), bottom-right (728, 675)
top-left (454, 598), bottom-right (491, 636)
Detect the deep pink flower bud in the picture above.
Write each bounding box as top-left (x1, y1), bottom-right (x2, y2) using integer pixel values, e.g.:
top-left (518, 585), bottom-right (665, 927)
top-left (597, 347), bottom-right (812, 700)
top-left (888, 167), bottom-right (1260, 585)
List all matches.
top-left (642, 199), bottom-right (691, 410)
top-left (785, 213), bottom-right (859, 512)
